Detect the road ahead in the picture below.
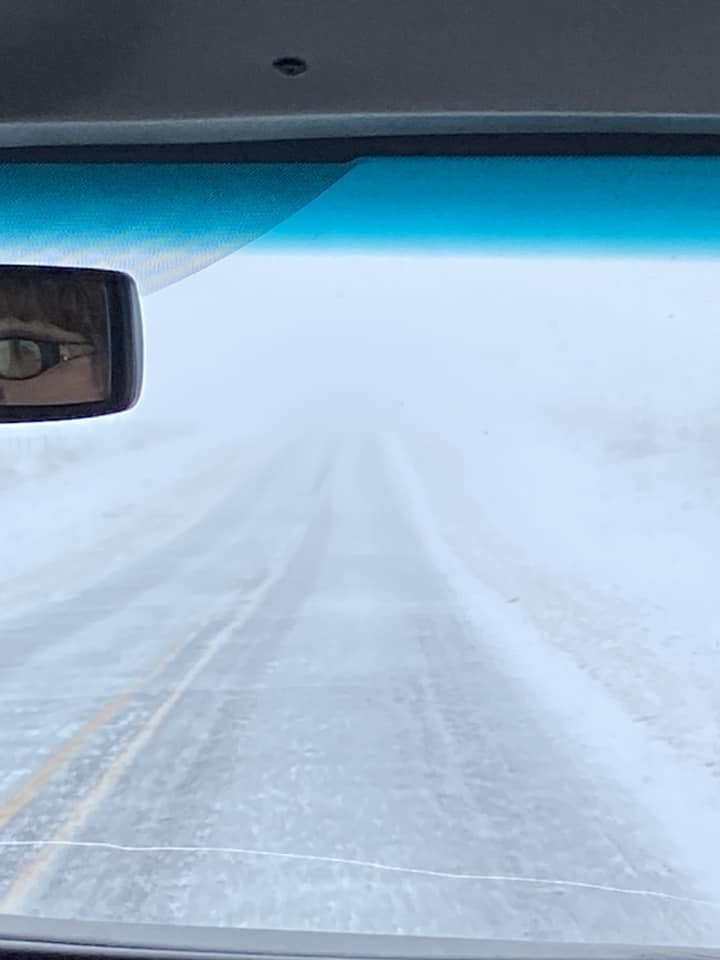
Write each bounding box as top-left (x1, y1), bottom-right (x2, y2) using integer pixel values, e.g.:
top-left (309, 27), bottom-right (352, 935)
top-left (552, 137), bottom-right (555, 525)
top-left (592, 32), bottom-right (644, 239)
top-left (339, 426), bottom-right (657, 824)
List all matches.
top-left (0, 438), bottom-right (719, 945)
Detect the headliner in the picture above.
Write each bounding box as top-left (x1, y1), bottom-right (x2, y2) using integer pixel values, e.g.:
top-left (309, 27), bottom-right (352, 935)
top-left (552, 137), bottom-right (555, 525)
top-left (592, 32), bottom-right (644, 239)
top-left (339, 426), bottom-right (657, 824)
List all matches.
top-left (1, 0), bottom-right (720, 148)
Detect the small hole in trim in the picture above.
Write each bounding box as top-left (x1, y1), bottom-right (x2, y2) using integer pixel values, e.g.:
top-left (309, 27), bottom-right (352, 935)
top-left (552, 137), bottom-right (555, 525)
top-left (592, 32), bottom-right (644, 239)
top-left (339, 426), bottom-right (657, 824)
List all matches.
top-left (272, 56), bottom-right (308, 77)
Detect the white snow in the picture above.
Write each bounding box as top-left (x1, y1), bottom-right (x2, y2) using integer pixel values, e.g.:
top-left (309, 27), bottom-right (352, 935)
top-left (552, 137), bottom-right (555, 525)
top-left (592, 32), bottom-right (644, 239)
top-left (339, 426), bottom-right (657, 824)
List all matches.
top-left (385, 434), bottom-right (720, 904)
top-left (371, 255), bottom-right (720, 780)
top-left (7, 252), bottom-right (720, 936)
top-left (353, 253), bottom-right (720, 888)
top-left (4, 249), bottom-right (720, 885)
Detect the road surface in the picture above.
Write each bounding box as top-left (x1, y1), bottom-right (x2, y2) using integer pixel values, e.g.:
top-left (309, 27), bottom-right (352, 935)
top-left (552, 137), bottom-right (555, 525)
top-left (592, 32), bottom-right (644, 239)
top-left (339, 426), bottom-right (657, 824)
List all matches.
top-left (0, 438), bottom-right (719, 945)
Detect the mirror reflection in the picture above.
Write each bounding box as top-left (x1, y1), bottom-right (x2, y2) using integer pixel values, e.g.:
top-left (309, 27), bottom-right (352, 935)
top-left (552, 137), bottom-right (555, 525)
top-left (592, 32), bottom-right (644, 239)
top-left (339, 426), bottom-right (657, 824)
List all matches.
top-left (0, 272), bottom-right (109, 405)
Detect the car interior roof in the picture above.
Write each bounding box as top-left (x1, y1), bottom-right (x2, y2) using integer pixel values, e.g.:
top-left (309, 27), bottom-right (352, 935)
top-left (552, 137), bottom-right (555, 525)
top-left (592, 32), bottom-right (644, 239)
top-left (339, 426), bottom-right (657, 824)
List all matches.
top-left (2, 0), bottom-right (720, 149)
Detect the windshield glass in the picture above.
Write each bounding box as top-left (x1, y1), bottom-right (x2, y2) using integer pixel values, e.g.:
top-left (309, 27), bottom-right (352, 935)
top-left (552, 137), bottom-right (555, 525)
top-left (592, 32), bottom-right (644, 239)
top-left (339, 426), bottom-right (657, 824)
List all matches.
top-left (2, 158), bottom-right (720, 947)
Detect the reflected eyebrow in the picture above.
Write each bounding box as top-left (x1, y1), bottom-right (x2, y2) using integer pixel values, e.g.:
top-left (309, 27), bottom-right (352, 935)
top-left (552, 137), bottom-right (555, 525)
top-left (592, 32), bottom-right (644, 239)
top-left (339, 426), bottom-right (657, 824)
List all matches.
top-left (0, 316), bottom-right (89, 344)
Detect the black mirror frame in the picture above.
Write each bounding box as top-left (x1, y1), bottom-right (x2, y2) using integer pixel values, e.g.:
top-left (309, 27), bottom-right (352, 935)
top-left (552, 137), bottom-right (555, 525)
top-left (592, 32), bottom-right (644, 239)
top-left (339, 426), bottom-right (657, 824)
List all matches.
top-left (0, 265), bottom-right (143, 424)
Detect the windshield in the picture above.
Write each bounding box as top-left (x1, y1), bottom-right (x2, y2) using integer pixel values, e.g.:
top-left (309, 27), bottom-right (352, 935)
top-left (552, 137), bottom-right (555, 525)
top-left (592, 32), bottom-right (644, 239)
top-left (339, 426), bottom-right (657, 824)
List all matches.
top-left (2, 157), bottom-right (720, 947)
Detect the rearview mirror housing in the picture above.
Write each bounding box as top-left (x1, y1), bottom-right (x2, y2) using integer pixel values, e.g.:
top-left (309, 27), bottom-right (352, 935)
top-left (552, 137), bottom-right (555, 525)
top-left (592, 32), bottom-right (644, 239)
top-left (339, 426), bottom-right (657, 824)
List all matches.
top-left (0, 265), bottom-right (142, 423)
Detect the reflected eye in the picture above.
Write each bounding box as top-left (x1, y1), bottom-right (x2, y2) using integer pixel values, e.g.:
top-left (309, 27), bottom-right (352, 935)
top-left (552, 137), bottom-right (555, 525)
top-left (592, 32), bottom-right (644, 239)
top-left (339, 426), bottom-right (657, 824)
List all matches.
top-left (0, 337), bottom-right (94, 380)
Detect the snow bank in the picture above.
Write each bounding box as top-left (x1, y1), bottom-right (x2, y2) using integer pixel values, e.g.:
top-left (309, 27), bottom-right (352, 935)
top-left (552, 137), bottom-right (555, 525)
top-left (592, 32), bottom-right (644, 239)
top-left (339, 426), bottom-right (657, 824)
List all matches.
top-left (377, 254), bottom-right (720, 787)
top-left (385, 434), bottom-right (720, 905)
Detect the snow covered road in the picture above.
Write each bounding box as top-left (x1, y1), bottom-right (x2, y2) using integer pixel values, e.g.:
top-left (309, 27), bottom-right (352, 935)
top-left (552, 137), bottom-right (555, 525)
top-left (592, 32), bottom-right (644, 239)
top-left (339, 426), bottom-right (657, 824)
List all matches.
top-left (0, 437), bottom-right (719, 945)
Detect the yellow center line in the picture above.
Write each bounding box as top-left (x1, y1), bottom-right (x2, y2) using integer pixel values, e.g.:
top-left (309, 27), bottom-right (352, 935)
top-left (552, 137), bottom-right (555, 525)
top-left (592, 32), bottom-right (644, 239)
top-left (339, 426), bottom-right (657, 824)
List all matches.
top-left (0, 623), bottom-right (204, 832)
top-left (0, 526), bottom-right (305, 913)
top-left (0, 622), bottom-right (235, 914)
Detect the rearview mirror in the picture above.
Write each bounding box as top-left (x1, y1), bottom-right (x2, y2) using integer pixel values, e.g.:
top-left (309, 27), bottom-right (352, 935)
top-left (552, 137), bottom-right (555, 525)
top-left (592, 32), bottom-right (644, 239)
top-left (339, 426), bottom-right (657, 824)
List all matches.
top-left (0, 265), bottom-right (142, 422)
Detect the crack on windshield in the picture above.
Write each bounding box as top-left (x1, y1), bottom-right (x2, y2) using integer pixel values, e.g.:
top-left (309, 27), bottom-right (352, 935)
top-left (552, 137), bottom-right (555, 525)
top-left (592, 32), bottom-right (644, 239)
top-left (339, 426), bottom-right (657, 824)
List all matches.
top-left (0, 839), bottom-right (717, 910)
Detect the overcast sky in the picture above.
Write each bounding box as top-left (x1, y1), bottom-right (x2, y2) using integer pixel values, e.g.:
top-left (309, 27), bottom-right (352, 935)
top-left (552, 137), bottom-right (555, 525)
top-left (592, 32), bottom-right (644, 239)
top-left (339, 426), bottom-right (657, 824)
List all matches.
top-left (136, 251), bottom-right (720, 439)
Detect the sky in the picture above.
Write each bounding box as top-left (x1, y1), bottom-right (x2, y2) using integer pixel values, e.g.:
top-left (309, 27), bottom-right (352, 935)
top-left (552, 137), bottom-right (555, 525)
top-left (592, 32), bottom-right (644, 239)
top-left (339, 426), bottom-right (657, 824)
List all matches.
top-left (131, 249), bottom-right (720, 442)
